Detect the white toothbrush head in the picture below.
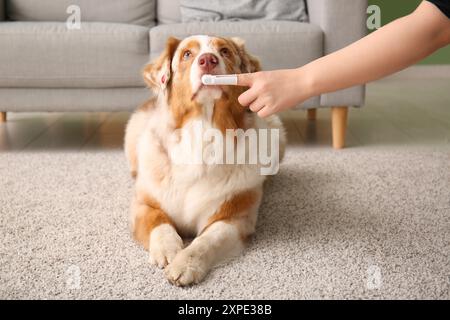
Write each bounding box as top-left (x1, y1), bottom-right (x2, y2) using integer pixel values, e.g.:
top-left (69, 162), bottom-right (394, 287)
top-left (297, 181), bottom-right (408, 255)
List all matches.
top-left (201, 74), bottom-right (238, 86)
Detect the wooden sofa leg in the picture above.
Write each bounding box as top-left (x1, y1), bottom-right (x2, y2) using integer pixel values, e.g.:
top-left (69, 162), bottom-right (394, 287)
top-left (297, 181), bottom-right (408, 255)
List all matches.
top-left (307, 108), bottom-right (317, 120)
top-left (331, 106), bottom-right (348, 149)
top-left (0, 112), bottom-right (6, 123)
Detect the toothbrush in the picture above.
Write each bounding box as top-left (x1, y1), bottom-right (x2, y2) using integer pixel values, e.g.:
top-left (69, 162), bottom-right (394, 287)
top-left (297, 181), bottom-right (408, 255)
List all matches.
top-left (201, 74), bottom-right (238, 86)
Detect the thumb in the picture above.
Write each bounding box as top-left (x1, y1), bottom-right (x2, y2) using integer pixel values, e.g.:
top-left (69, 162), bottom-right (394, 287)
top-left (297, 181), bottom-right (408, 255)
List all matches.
top-left (236, 73), bottom-right (254, 87)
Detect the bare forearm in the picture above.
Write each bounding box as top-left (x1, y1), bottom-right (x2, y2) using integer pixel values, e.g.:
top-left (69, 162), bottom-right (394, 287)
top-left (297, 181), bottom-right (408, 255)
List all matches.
top-left (236, 1), bottom-right (450, 118)
top-left (302, 1), bottom-right (450, 97)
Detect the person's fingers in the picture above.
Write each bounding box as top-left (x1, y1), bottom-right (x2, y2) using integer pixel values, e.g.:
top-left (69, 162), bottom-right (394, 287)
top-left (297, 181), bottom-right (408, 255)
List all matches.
top-left (257, 106), bottom-right (274, 118)
top-left (238, 88), bottom-right (258, 106)
top-left (236, 73), bottom-right (254, 87)
top-left (249, 99), bottom-right (265, 113)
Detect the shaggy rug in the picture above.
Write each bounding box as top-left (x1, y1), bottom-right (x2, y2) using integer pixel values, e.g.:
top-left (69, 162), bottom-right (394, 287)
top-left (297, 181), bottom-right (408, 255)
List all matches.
top-left (0, 147), bottom-right (449, 299)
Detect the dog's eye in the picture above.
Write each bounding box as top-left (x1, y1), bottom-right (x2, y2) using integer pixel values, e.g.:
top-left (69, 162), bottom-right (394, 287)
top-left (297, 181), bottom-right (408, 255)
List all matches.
top-left (220, 48), bottom-right (230, 58)
top-left (182, 50), bottom-right (192, 60)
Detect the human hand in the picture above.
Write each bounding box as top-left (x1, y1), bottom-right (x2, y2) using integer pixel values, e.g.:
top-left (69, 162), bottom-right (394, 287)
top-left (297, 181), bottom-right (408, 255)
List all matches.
top-left (237, 69), bottom-right (312, 118)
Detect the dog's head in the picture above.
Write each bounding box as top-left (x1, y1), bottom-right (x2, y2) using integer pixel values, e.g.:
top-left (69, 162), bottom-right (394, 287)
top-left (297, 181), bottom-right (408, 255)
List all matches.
top-left (143, 35), bottom-right (261, 129)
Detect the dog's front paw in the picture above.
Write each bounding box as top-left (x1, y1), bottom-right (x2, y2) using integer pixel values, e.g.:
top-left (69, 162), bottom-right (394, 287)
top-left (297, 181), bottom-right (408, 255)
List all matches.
top-left (149, 224), bottom-right (183, 268)
top-left (165, 248), bottom-right (208, 286)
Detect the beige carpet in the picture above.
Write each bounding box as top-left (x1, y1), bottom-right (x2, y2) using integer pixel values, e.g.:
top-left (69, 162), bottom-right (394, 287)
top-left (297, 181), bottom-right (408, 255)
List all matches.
top-left (0, 147), bottom-right (449, 299)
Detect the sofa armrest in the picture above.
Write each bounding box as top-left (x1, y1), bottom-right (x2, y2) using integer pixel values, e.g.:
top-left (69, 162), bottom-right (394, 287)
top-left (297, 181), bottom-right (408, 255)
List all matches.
top-left (307, 0), bottom-right (368, 106)
top-left (0, 0), bottom-right (5, 21)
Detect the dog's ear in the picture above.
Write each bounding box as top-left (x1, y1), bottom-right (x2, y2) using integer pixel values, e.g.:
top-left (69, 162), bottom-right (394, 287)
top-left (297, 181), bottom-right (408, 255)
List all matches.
top-left (143, 37), bottom-right (181, 91)
top-left (230, 37), bottom-right (261, 73)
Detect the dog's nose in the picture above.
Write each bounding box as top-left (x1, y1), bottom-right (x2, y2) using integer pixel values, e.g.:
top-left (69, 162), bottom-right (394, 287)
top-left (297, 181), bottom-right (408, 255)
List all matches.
top-left (198, 53), bottom-right (219, 72)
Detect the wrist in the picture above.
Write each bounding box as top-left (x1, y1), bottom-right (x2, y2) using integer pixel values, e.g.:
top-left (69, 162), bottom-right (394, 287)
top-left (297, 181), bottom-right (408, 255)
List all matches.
top-left (294, 66), bottom-right (318, 101)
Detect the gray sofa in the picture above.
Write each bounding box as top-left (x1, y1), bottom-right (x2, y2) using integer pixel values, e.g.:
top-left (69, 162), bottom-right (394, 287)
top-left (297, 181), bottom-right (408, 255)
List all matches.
top-left (0, 0), bottom-right (367, 148)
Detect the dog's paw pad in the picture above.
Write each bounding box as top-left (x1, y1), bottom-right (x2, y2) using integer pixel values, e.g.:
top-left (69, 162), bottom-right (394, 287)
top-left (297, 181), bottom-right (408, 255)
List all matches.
top-left (149, 225), bottom-right (183, 269)
top-left (164, 250), bottom-right (207, 286)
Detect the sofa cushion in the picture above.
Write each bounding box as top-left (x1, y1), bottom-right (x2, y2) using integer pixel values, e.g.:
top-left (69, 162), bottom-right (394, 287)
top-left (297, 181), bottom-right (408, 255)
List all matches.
top-left (180, 0), bottom-right (308, 23)
top-left (6, 0), bottom-right (156, 26)
top-left (150, 21), bottom-right (323, 71)
top-left (0, 88), bottom-right (150, 111)
top-left (0, 22), bottom-right (149, 88)
top-left (156, 0), bottom-right (181, 24)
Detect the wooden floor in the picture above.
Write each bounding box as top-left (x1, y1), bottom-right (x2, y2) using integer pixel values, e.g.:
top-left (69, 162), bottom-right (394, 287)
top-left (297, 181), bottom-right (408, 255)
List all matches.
top-left (0, 79), bottom-right (449, 151)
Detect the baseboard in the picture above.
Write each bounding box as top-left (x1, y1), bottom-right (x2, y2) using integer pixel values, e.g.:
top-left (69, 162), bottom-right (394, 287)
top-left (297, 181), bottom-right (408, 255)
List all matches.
top-left (382, 65), bottom-right (450, 80)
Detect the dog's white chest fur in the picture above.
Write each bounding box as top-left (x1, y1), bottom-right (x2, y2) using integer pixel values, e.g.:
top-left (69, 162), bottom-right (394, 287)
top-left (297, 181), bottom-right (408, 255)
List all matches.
top-left (136, 104), bottom-right (266, 236)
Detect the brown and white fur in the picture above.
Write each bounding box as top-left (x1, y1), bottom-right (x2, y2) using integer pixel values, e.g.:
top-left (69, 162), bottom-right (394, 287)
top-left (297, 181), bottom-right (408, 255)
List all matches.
top-left (124, 35), bottom-right (286, 286)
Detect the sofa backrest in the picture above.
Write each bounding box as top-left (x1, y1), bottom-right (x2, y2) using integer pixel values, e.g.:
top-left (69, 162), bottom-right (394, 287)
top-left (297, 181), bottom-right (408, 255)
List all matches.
top-left (156, 0), bottom-right (308, 25)
top-left (6, 0), bottom-right (156, 26)
top-left (157, 0), bottom-right (181, 24)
